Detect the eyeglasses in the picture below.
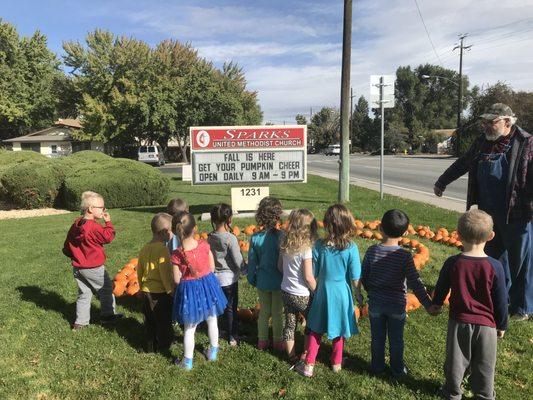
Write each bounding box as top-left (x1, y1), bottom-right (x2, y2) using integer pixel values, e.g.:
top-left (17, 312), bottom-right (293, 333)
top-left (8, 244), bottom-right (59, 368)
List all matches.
top-left (480, 118), bottom-right (504, 126)
top-left (92, 206), bottom-right (107, 211)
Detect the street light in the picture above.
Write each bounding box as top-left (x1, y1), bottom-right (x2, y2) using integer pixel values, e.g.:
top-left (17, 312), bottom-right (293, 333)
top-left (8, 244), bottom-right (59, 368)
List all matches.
top-left (421, 74), bottom-right (462, 155)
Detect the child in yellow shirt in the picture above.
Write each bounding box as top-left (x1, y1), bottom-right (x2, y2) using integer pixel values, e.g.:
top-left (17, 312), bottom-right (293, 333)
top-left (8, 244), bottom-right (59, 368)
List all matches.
top-left (137, 213), bottom-right (175, 352)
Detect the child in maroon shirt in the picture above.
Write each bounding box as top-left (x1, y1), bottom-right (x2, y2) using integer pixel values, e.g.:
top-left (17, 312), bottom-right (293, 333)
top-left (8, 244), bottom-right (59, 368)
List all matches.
top-left (432, 210), bottom-right (508, 400)
top-left (63, 191), bottom-right (123, 329)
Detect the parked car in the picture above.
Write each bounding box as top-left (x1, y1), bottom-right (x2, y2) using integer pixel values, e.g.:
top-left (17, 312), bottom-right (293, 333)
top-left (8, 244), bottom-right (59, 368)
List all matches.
top-left (324, 144), bottom-right (341, 156)
top-left (138, 145), bottom-right (165, 166)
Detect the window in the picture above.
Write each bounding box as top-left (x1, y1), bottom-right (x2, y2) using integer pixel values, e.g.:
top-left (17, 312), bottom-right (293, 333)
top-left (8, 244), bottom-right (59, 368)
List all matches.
top-left (21, 143), bottom-right (41, 153)
top-left (51, 145), bottom-right (57, 154)
top-left (139, 146), bottom-right (148, 153)
top-left (148, 146), bottom-right (156, 153)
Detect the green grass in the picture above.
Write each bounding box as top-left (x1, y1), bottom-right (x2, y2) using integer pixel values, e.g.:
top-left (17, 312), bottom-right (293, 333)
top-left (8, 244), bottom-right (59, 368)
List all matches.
top-left (0, 174), bottom-right (531, 399)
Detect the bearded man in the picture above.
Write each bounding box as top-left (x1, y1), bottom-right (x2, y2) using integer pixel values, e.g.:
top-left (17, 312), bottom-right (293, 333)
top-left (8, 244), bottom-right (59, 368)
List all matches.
top-left (434, 103), bottom-right (532, 321)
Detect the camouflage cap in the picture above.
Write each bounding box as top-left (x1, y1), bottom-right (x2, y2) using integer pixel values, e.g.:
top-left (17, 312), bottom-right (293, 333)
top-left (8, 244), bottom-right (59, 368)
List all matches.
top-left (480, 103), bottom-right (515, 120)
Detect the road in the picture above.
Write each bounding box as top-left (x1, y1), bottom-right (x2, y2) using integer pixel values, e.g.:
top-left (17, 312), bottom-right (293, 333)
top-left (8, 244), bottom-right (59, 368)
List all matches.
top-left (307, 154), bottom-right (467, 201)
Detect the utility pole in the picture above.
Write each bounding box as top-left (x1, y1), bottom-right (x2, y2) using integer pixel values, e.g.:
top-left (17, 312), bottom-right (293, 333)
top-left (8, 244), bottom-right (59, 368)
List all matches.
top-left (453, 34), bottom-right (471, 156)
top-left (339, 0), bottom-right (352, 203)
top-left (350, 87), bottom-right (356, 153)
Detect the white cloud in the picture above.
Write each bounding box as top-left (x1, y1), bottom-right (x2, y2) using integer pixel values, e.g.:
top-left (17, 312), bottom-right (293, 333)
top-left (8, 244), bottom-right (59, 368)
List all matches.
top-left (116, 0), bottom-right (533, 123)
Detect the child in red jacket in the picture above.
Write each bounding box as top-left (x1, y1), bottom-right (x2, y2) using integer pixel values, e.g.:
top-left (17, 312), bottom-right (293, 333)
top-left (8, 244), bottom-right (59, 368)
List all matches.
top-left (63, 191), bottom-right (123, 330)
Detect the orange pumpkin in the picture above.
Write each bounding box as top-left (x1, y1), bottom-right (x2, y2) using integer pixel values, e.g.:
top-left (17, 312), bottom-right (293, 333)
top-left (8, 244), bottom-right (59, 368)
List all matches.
top-left (232, 226), bottom-right (241, 236)
top-left (362, 230), bottom-right (373, 239)
top-left (128, 271), bottom-right (138, 282)
top-left (400, 238), bottom-right (411, 246)
top-left (193, 233), bottom-right (200, 240)
top-left (355, 307), bottom-right (361, 319)
top-left (126, 281), bottom-right (140, 295)
top-left (317, 221), bottom-right (324, 228)
top-left (410, 239), bottom-right (420, 248)
top-left (237, 308), bottom-right (254, 323)
top-left (244, 225), bottom-right (255, 235)
top-left (405, 293), bottom-right (421, 311)
top-left (373, 232), bottom-right (383, 241)
top-left (361, 304), bottom-right (369, 317)
top-left (354, 220), bottom-right (364, 229)
top-left (113, 280), bottom-right (126, 297)
top-left (129, 258), bottom-right (139, 266)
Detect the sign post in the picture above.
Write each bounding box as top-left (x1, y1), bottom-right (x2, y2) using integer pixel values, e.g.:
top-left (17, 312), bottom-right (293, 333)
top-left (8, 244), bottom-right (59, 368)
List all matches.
top-left (370, 75), bottom-right (395, 200)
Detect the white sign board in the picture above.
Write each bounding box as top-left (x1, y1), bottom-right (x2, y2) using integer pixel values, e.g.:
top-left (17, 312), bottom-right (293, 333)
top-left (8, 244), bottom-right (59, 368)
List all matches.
top-left (192, 150), bottom-right (305, 185)
top-left (181, 164), bottom-right (192, 181)
top-left (370, 75), bottom-right (395, 108)
top-left (190, 125), bottom-right (307, 185)
top-left (231, 187), bottom-right (269, 212)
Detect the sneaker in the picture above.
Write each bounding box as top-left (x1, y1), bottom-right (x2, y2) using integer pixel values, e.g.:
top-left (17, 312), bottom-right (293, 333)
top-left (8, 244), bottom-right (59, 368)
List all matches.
top-left (510, 313), bottom-right (529, 322)
top-left (228, 338), bottom-right (238, 347)
top-left (205, 346), bottom-right (219, 361)
top-left (71, 323), bottom-right (87, 331)
top-left (175, 357), bottom-right (193, 370)
top-left (295, 362), bottom-right (314, 377)
top-left (100, 313), bottom-right (124, 324)
top-left (331, 364), bottom-right (342, 373)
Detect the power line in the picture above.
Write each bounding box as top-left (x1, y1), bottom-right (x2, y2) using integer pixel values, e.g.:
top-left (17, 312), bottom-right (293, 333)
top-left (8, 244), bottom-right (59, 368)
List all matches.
top-left (413, 0), bottom-right (443, 65)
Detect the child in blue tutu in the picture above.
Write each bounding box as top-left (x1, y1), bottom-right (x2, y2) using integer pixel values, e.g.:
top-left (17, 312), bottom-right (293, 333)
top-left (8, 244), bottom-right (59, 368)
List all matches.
top-left (171, 212), bottom-right (227, 370)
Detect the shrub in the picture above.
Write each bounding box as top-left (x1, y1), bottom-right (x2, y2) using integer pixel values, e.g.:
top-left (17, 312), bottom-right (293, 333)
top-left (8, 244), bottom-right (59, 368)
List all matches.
top-left (0, 151), bottom-right (49, 203)
top-left (1, 160), bottom-right (63, 208)
top-left (61, 158), bottom-right (170, 210)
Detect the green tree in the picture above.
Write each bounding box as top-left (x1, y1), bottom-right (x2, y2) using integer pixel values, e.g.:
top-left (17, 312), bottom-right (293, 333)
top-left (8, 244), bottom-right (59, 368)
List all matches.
top-left (308, 107), bottom-right (339, 149)
top-left (351, 96), bottom-right (373, 151)
top-left (295, 114), bottom-right (307, 125)
top-left (0, 19), bottom-right (63, 141)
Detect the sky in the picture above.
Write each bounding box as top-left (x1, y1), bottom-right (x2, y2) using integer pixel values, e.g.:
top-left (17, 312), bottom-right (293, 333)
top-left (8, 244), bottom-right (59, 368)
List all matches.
top-left (2, 0), bottom-right (533, 124)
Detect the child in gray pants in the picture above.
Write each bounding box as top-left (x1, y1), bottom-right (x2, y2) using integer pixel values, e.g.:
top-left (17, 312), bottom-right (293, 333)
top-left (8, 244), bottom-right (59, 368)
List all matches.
top-left (63, 191), bottom-right (123, 330)
top-left (431, 210), bottom-right (508, 400)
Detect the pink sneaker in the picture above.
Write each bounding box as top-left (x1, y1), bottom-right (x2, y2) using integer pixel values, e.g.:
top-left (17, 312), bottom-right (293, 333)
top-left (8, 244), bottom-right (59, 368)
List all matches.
top-left (295, 362), bottom-right (314, 378)
top-left (257, 339), bottom-right (270, 350)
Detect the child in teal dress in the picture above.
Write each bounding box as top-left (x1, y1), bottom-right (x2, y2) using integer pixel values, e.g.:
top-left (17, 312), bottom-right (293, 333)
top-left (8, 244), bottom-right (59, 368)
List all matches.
top-left (296, 204), bottom-right (363, 377)
top-left (247, 196), bottom-right (285, 351)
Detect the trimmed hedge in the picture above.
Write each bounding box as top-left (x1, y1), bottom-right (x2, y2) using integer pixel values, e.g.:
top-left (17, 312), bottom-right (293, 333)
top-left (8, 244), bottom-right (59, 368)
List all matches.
top-left (60, 157), bottom-right (170, 210)
top-left (1, 160), bottom-right (64, 208)
top-left (0, 150), bottom-right (170, 210)
top-left (0, 151), bottom-right (49, 202)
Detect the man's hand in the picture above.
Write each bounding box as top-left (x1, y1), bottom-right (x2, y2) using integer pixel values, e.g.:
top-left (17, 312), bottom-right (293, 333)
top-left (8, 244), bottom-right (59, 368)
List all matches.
top-left (426, 304), bottom-right (442, 316)
top-left (434, 185), bottom-right (444, 197)
top-left (103, 212), bottom-right (111, 222)
top-left (497, 330), bottom-right (505, 339)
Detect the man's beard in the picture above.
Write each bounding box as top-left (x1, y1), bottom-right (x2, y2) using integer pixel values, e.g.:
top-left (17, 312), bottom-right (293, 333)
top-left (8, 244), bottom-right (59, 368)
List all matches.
top-left (485, 128), bottom-right (506, 141)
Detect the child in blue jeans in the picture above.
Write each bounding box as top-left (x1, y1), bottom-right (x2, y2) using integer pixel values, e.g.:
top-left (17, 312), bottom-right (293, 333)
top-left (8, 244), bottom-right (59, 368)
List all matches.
top-left (360, 209), bottom-right (432, 376)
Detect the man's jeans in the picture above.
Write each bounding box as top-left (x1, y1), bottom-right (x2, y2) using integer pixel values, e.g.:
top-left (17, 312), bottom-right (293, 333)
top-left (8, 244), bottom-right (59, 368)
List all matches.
top-left (369, 303), bottom-right (407, 375)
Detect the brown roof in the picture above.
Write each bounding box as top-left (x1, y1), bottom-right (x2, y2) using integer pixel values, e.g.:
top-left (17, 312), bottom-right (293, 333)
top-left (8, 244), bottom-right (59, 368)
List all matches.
top-left (55, 118), bottom-right (82, 129)
top-left (4, 127), bottom-right (72, 143)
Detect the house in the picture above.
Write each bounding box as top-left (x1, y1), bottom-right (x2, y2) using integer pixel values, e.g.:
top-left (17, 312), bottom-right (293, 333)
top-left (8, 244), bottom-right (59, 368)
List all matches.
top-left (3, 119), bottom-right (104, 157)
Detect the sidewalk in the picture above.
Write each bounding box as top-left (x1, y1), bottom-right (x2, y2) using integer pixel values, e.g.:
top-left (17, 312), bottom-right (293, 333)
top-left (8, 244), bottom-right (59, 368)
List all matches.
top-left (309, 169), bottom-right (466, 213)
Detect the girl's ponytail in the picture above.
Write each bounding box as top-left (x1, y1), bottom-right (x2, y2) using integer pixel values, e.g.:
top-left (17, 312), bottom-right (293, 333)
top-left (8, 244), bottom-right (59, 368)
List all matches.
top-left (172, 211), bottom-right (198, 276)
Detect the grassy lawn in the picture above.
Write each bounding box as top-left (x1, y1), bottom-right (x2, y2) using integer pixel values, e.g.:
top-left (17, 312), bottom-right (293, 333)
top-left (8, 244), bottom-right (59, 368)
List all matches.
top-left (0, 174), bottom-right (531, 399)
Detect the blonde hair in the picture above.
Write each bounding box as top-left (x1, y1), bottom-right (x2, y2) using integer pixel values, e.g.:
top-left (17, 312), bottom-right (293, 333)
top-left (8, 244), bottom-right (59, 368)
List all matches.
top-left (280, 209), bottom-right (318, 254)
top-left (457, 209), bottom-right (493, 244)
top-left (151, 212), bottom-right (172, 235)
top-left (323, 204), bottom-right (356, 250)
top-left (80, 191), bottom-right (104, 212)
top-left (167, 198), bottom-right (189, 216)
top-left (172, 211), bottom-right (197, 276)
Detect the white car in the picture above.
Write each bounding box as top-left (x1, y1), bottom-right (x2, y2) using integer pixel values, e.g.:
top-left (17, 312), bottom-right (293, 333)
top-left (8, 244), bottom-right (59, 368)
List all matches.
top-left (325, 144), bottom-right (341, 156)
top-left (138, 145), bottom-right (165, 166)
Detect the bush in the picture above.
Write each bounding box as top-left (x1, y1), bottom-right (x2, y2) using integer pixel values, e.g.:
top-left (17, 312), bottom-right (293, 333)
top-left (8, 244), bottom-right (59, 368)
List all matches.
top-left (1, 160), bottom-right (63, 208)
top-left (61, 158), bottom-right (170, 210)
top-left (0, 151), bottom-right (49, 203)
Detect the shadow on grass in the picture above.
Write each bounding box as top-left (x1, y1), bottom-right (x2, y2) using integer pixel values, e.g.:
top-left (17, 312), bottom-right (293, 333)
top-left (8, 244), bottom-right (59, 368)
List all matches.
top-left (16, 285), bottom-right (146, 351)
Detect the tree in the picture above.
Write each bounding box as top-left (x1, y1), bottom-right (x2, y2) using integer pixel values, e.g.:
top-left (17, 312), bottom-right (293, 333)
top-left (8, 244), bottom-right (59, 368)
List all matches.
top-left (351, 96), bottom-right (373, 151)
top-left (308, 107), bottom-right (340, 149)
top-left (63, 32), bottom-right (262, 161)
top-left (295, 114), bottom-right (307, 125)
top-left (0, 19), bottom-right (63, 141)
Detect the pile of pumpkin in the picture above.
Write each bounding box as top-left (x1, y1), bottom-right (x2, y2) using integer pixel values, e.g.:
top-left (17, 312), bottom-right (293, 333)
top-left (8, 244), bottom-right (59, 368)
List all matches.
top-left (112, 258), bottom-right (140, 296)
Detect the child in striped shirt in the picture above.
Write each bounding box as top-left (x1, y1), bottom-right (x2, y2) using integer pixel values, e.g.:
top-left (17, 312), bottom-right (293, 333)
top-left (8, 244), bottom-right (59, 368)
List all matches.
top-left (360, 209), bottom-right (432, 377)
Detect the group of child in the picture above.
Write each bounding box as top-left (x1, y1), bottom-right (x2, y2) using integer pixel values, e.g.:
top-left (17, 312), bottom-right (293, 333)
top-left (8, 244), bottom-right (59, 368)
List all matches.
top-left (63, 191), bottom-right (508, 399)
